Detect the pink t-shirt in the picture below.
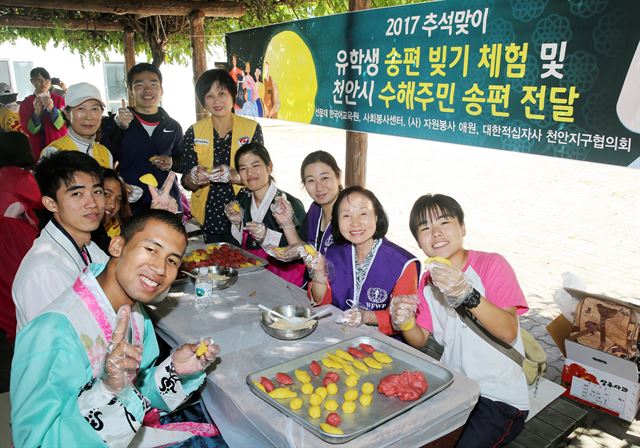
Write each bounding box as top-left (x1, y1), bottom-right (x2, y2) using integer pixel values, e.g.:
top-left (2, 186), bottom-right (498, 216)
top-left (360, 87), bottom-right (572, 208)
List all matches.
top-left (416, 250), bottom-right (528, 332)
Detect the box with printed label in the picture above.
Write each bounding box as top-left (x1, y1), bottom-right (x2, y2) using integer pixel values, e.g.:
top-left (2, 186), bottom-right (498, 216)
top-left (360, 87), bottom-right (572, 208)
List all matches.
top-left (546, 286), bottom-right (640, 422)
top-left (560, 338), bottom-right (640, 421)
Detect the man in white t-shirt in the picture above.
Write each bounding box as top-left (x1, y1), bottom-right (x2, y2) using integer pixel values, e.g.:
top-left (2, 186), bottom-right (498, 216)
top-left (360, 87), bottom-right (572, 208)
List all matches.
top-left (12, 151), bottom-right (109, 329)
top-left (392, 193), bottom-right (529, 447)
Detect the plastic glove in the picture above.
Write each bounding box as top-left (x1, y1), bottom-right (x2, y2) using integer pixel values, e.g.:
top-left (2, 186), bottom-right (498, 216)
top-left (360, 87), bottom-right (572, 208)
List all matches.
top-left (127, 184), bottom-right (143, 203)
top-left (43, 95), bottom-right (54, 112)
top-left (224, 201), bottom-right (243, 226)
top-left (207, 165), bottom-right (231, 183)
top-left (337, 308), bottom-right (363, 327)
top-left (301, 250), bottom-right (327, 283)
top-left (390, 295), bottom-right (419, 330)
top-left (149, 155), bottom-right (173, 171)
top-left (149, 172), bottom-right (178, 213)
top-left (245, 221), bottom-right (267, 243)
top-left (430, 263), bottom-right (473, 308)
top-left (115, 99), bottom-right (134, 129)
top-left (270, 194), bottom-right (294, 228)
top-left (33, 96), bottom-right (44, 115)
top-left (172, 338), bottom-right (220, 376)
top-left (102, 305), bottom-right (142, 394)
top-left (267, 243), bottom-right (303, 262)
top-left (189, 165), bottom-right (210, 188)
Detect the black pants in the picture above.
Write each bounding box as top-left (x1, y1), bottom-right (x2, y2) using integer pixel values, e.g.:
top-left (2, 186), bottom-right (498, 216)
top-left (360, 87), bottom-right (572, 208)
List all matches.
top-left (456, 396), bottom-right (528, 448)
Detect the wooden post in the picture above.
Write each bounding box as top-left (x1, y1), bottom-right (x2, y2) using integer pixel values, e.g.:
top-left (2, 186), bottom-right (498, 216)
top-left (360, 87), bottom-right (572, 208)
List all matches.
top-left (189, 9), bottom-right (207, 120)
top-left (123, 26), bottom-right (136, 106)
top-left (345, 0), bottom-right (371, 188)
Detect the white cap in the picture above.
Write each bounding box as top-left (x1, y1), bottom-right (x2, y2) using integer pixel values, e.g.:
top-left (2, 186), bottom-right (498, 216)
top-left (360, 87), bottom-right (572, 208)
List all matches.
top-left (65, 82), bottom-right (105, 107)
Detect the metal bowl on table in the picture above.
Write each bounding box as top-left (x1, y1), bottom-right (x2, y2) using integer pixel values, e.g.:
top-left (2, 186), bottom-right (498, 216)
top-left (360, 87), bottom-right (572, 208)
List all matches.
top-left (190, 266), bottom-right (238, 290)
top-left (260, 305), bottom-right (318, 340)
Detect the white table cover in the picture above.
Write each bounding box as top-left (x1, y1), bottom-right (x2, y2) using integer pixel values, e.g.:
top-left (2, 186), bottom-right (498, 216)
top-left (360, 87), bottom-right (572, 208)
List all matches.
top-left (148, 269), bottom-right (479, 448)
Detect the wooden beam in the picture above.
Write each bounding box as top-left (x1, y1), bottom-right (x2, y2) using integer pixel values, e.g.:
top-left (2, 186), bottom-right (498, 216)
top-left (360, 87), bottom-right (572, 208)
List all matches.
top-left (189, 9), bottom-right (207, 120)
top-left (0, 0), bottom-right (246, 17)
top-left (0, 14), bottom-right (125, 31)
top-left (345, 0), bottom-right (371, 188)
top-left (345, 132), bottom-right (367, 188)
top-left (123, 26), bottom-right (136, 106)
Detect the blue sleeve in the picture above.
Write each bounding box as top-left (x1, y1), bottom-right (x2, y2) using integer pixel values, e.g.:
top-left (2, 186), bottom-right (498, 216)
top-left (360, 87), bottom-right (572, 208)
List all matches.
top-left (100, 114), bottom-right (125, 161)
top-left (10, 314), bottom-right (107, 447)
top-left (135, 311), bottom-right (204, 411)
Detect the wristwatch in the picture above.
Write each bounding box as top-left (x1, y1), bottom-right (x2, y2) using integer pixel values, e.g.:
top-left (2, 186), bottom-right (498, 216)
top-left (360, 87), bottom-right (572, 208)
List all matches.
top-left (462, 288), bottom-right (482, 309)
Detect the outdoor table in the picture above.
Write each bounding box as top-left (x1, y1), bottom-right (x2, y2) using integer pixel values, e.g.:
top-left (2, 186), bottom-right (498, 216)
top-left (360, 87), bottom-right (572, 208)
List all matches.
top-left (148, 267), bottom-right (480, 447)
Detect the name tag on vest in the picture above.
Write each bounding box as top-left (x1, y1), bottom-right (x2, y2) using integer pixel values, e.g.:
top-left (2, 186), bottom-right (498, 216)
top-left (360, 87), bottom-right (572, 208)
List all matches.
top-left (194, 138), bottom-right (209, 145)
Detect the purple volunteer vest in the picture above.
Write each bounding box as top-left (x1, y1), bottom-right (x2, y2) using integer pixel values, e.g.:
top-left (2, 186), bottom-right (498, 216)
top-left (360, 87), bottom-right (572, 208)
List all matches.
top-left (327, 239), bottom-right (417, 311)
top-left (305, 202), bottom-right (334, 255)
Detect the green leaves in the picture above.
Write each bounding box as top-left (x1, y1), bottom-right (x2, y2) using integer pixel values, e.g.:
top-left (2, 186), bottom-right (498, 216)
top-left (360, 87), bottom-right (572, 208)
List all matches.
top-left (0, 1), bottom-right (431, 65)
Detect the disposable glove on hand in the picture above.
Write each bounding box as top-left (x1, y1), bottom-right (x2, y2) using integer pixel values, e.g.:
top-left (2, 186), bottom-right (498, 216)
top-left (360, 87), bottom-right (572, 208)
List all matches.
top-left (172, 338), bottom-right (220, 376)
top-left (102, 305), bottom-right (142, 394)
top-left (271, 195), bottom-right (294, 228)
top-left (149, 172), bottom-right (178, 213)
top-left (207, 165), bottom-right (231, 183)
top-left (430, 263), bottom-right (473, 308)
top-left (224, 201), bottom-right (243, 226)
top-left (189, 165), bottom-right (210, 187)
top-left (337, 308), bottom-right (363, 327)
top-left (302, 251), bottom-right (327, 283)
top-left (245, 221), bottom-right (267, 243)
top-left (268, 243), bottom-right (303, 262)
top-left (390, 295), bottom-right (419, 327)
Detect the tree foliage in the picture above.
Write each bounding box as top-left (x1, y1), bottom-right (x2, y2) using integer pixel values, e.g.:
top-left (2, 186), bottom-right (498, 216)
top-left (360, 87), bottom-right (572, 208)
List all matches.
top-left (0, 1), bottom-right (428, 66)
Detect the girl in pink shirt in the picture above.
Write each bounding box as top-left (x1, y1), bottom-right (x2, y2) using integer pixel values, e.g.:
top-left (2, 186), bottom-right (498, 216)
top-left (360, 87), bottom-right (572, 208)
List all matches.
top-left (391, 193), bottom-right (529, 447)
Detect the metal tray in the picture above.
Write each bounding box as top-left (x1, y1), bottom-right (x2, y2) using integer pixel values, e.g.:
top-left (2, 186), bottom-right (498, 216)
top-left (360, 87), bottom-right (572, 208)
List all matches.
top-left (177, 242), bottom-right (267, 283)
top-left (246, 335), bottom-right (454, 444)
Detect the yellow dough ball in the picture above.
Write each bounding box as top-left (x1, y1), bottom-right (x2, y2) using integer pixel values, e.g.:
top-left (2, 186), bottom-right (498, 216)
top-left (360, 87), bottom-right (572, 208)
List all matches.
top-left (289, 397), bottom-right (303, 410)
top-left (308, 405), bottom-right (322, 419)
top-left (324, 399), bottom-right (339, 411)
top-left (342, 401), bottom-right (356, 414)
top-left (359, 393), bottom-right (373, 407)
top-left (343, 389), bottom-right (358, 402)
top-left (326, 383), bottom-right (338, 396)
top-left (345, 375), bottom-right (359, 388)
top-left (301, 383), bottom-right (314, 395)
top-left (309, 393), bottom-right (323, 406)
top-left (361, 382), bottom-right (374, 395)
top-left (320, 423), bottom-right (344, 435)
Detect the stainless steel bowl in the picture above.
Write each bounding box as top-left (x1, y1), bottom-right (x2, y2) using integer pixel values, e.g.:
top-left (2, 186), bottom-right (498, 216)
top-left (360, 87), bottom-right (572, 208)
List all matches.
top-left (190, 266), bottom-right (238, 290)
top-left (260, 305), bottom-right (318, 340)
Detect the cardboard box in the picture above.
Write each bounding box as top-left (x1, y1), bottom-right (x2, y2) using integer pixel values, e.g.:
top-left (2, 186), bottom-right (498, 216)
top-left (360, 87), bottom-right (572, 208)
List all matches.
top-left (546, 288), bottom-right (640, 422)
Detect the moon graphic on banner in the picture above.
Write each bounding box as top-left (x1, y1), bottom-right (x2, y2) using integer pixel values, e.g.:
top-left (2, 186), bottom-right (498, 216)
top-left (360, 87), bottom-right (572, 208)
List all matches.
top-left (263, 30), bottom-right (318, 123)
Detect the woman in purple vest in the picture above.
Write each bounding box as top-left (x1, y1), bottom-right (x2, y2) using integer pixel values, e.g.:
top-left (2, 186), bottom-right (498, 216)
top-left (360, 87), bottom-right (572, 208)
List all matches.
top-left (300, 150), bottom-right (342, 254)
top-left (306, 186), bottom-right (419, 335)
top-left (268, 150), bottom-right (341, 258)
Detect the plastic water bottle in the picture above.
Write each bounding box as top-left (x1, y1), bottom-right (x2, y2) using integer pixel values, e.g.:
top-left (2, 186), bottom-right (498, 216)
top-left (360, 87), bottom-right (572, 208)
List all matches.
top-left (194, 271), bottom-right (213, 310)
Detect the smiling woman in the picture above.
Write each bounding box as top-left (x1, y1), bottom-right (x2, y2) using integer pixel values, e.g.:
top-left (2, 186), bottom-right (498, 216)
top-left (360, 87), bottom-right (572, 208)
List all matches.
top-left (39, 82), bottom-right (113, 169)
top-left (306, 186), bottom-right (419, 336)
top-left (229, 142), bottom-right (307, 286)
top-left (175, 69), bottom-right (264, 244)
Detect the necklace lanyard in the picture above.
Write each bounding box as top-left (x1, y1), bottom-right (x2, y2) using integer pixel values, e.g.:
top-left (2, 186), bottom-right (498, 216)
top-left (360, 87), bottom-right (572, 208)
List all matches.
top-left (51, 218), bottom-right (92, 267)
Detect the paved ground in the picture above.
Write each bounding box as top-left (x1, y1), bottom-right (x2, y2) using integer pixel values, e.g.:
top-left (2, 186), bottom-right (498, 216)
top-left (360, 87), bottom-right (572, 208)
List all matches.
top-left (259, 119), bottom-right (640, 447)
